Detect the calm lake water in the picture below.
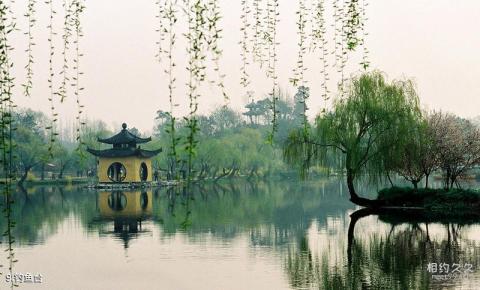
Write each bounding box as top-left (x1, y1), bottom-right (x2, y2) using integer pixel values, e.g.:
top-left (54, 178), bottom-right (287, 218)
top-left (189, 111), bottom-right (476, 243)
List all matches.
top-left (1, 179), bottom-right (480, 289)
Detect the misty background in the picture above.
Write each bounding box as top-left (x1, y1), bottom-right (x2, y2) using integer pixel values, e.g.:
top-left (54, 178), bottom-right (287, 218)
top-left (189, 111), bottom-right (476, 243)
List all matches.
top-left (9, 0), bottom-right (480, 133)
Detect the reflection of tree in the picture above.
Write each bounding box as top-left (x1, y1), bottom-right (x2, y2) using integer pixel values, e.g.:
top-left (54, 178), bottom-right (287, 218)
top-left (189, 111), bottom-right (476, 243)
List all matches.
top-left (284, 208), bottom-right (480, 290)
top-left (2, 185), bottom-right (17, 288)
top-left (0, 186), bottom-right (98, 245)
top-left (285, 234), bottom-right (317, 289)
top-left (179, 186), bottom-right (192, 230)
top-left (152, 179), bottom-right (353, 241)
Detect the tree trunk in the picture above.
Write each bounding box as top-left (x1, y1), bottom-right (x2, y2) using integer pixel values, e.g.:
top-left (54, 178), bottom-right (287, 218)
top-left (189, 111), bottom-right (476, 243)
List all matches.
top-left (424, 173), bottom-right (430, 189)
top-left (412, 180), bottom-right (418, 190)
top-left (347, 208), bottom-right (375, 267)
top-left (214, 169), bottom-right (230, 181)
top-left (444, 168), bottom-right (451, 190)
top-left (347, 168), bottom-right (385, 208)
top-left (59, 164), bottom-right (66, 179)
top-left (18, 166), bottom-right (32, 186)
top-left (450, 176), bottom-right (457, 190)
top-left (386, 171), bottom-right (394, 187)
top-left (40, 163), bottom-right (45, 180)
top-left (248, 167), bottom-right (257, 179)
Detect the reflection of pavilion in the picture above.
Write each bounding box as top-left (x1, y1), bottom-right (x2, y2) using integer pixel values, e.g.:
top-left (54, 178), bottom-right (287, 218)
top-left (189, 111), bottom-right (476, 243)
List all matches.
top-left (96, 191), bottom-right (153, 248)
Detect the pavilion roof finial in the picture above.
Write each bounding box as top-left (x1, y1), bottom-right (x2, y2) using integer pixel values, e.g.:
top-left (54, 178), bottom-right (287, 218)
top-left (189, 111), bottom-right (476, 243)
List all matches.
top-left (96, 123), bottom-right (152, 145)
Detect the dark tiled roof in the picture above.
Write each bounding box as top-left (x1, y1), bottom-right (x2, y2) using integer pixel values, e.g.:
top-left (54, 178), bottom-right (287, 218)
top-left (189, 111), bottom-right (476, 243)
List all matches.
top-left (98, 123), bottom-right (152, 144)
top-left (87, 147), bottom-right (162, 158)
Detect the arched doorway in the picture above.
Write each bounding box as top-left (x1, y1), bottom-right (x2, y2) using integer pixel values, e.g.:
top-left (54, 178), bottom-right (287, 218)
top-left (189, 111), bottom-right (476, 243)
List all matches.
top-left (107, 162), bottom-right (127, 182)
top-left (139, 162), bottom-right (148, 181)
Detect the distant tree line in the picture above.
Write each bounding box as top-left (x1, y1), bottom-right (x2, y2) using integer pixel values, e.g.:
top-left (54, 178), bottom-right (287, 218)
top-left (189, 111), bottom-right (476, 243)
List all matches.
top-left (151, 88), bottom-right (309, 181)
top-left (7, 88), bottom-right (315, 185)
top-left (8, 109), bottom-right (112, 185)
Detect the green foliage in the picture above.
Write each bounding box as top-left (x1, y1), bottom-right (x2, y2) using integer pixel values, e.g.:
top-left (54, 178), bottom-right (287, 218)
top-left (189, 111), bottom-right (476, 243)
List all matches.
top-left (153, 101), bottom-right (309, 180)
top-left (266, 0), bottom-right (279, 142)
top-left (155, 0), bottom-right (166, 62)
top-left (240, 0), bottom-right (250, 88)
top-left (150, 0), bottom-right (368, 152)
top-left (183, 0), bottom-right (207, 181)
top-left (206, 0), bottom-right (228, 102)
top-left (57, 0), bottom-right (74, 102)
top-left (157, 0), bottom-right (180, 180)
top-left (390, 118), bottom-right (430, 188)
top-left (0, 0), bottom-right (17, 277)
top-left (72, 0), bottom-right (86, 148)
top-left (46, 0), bottom-right (58, 157)
top-left (284, 71), bottom-right (421, 202)
top-left (311, 0), bottom-right (329, 111)
top-left (252, 0), bottom-right (265, 66)
top-left (345, 0), bottom-right (360, 50)
top-left (377, 186), bottom-right (480, 211)
top-left (323, 72), bottom-right (419, 178)
top-left (359, 0), bottom-right (370, 70)
top-left (22, 0), bottom-right (36, 97)
top-left (290, 0), bottom-right (307, 87)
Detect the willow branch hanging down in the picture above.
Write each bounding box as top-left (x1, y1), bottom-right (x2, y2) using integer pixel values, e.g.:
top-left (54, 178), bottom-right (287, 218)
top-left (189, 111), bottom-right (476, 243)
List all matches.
top-left (251, 0), bottom-right (265, 67)
top-left (345, 0), bottom-right (361, 51)
top-left (46, 0), bottom-right (58, 156)
top-left (337, 0), bottom-right (348, 96)
top-left (72, 0), bottom-right (86, 149)
top-left (22, 0), bottom-right (36, 97)
top-left (184, 0), bottom-right (207, 180)
top-left (290, 0), bottom-right (308, 87)
top-left (359, 0), bottom-right (369, 70)
top-left (0, 0), bottom-right (17, 281)
top-left (162, 0), bottom-right (180, 179)
top-left (206, 0), bottom-right (228, 103)
top-left (155, 0), bottom-right (166, 62)
top-left (332, 0), bottom-right (341, 68)
top-left (311, 0), bottom-right (329, 113)
top-left (291, 0), bottom-right (310, 139)
top-left (239, 0), bottom-right (250, 89)
top-left (57, 0), bottom-right (73, 102)
top-left (266, 0), bottom-right (279, 142)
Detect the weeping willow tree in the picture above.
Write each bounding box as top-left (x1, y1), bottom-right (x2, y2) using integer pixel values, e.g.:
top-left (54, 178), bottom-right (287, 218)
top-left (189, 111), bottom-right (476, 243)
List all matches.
top-left (57, 0), bottom-right (73, 102)
top-left (23, 0), bottom-right (36, 97)
top-left (46, 0), bottom-right (58, 156)
top-left (159, 0), bottom-right (181, 180)
top-left (284, 71), bottom-right (421, 207)
top-left (150, 0), bottom-right (368, 179)
top-left (10, 0), bottom-right (369, 183)
top-left (0, 0), bottom-right (17, 280)
top-left (72, 0), bottom-right (86, 151)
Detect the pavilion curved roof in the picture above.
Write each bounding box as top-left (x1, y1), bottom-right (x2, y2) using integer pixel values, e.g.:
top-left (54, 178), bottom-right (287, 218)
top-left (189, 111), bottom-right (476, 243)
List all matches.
top-left (98, 123), bottom-right (151, 144)
top-left (87, 148), bottom-right (162, 158)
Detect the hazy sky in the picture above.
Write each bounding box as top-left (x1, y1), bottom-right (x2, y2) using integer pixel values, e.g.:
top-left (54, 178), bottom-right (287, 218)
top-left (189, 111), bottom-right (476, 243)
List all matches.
top-left (9, 0), bottom-right (480, 133)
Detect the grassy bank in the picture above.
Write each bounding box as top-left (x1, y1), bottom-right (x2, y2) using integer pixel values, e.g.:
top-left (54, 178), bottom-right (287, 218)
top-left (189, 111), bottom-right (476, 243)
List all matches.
top-left (377, 186), bottom-right (480, 213)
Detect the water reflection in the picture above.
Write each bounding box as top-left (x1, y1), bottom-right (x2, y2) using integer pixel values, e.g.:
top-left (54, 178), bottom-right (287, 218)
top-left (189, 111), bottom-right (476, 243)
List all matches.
top-left (1, 180), bottom-right (479, 289)
top-left (91, 191), bottom-right (153, 248)
top-left (286, 208), bottom-right (480, 289)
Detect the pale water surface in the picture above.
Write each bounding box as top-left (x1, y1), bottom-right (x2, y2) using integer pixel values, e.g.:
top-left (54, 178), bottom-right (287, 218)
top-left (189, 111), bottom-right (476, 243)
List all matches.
top-left (1, 179), bottom-right (480, 289)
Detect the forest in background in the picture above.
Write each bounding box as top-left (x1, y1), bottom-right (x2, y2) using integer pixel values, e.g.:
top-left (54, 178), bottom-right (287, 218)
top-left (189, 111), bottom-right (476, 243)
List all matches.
top-left (10, 82), bottom-right (480, 187)
top-left (12, 89), bottom-right (321, 184)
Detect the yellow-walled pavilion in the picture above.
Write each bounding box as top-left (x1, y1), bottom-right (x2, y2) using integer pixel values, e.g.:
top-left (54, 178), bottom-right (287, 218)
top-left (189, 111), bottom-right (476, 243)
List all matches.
top-left (87, 123), bottom-right (162, 183)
